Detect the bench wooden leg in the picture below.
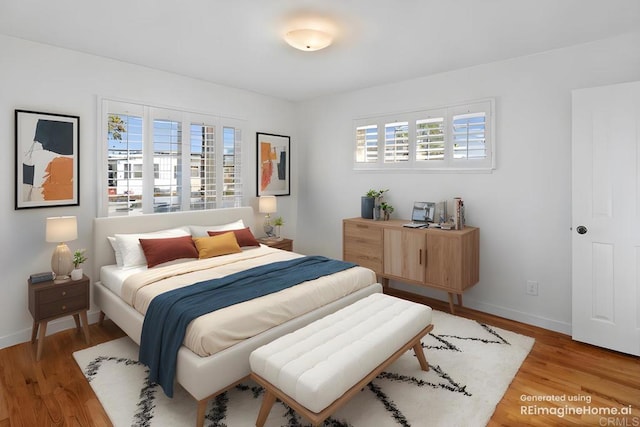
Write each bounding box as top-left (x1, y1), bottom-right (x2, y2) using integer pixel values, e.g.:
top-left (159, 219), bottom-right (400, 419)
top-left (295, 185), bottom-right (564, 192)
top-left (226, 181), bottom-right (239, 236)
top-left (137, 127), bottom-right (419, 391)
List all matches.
top-left (413, 341), bottom-right (429, 371)
top-left (256, 389), bottom-right (277, 427)
top-left (196, 399), bottom-right (207, 427)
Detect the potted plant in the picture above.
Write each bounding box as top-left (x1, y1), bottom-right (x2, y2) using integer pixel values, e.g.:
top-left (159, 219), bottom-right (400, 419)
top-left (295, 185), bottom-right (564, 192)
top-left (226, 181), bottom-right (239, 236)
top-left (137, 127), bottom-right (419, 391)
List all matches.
top-left (71, 249), bottom-right (87, 281)
top-left (381, 202), bottom-right (395, 221)
top-left (273, 216), bottom-right (284, 240)
top-left (362, 189), bottom-right (388, 219)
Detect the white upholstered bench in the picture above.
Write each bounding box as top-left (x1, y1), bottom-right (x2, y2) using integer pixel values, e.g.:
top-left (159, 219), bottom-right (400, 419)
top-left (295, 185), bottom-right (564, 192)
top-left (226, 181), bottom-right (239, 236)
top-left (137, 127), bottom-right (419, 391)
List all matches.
top-left (249, 293), bottom-right (433, 426)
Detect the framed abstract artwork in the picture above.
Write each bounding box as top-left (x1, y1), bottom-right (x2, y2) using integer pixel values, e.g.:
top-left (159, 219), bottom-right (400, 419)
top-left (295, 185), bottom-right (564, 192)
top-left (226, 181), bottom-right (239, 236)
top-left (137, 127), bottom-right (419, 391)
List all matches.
top-left (15, 110), bottom-right (80, 209)
top-left (256, 132), bottom-right (290, 196)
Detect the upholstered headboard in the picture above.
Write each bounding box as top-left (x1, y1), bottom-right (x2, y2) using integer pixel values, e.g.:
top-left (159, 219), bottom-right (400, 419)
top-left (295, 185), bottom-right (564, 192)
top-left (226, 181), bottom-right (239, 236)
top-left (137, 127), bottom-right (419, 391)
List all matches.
top-left (92, 207), bottom-right (255, 282)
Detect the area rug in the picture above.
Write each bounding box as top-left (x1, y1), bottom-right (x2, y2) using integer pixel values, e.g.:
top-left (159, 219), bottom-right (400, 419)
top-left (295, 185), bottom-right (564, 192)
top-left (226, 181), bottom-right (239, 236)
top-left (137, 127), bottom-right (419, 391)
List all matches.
top-left (73, 310), bottom-right (534, 427)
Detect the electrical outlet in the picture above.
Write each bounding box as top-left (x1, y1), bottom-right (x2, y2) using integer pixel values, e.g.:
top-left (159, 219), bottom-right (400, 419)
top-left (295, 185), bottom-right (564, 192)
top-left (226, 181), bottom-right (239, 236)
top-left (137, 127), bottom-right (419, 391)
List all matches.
top-left (526, 280), bottom-right (539, 296)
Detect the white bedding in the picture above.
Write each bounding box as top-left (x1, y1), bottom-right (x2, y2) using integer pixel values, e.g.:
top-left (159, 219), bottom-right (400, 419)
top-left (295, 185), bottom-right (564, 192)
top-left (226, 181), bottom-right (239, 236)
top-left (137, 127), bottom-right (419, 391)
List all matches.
top-left (99, 264), bottom-right (145, 294)
top-left (99, 245), bottom-right (269, 294)
top-left (112, 245), bottom-right (377, 357)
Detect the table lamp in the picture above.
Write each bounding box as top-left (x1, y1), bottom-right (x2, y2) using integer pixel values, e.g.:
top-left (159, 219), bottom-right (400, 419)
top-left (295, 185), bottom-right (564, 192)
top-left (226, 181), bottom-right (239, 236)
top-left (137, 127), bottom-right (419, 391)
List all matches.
top-left (46, 216), bottom-right (78, 282)
top-left (259, 196), bottom-right (277, 239)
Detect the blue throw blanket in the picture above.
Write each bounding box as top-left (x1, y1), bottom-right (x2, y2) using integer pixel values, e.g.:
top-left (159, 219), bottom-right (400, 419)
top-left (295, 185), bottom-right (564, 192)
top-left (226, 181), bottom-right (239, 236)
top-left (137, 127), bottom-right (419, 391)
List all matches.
top-left (139, 255), bottom-right (357, 397)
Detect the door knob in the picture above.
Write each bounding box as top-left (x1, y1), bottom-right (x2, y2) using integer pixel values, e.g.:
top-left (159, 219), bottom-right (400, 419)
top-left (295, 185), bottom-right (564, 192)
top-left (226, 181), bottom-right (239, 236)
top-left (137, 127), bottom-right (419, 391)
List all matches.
top-left (576, 225), bottom-right (588, 235)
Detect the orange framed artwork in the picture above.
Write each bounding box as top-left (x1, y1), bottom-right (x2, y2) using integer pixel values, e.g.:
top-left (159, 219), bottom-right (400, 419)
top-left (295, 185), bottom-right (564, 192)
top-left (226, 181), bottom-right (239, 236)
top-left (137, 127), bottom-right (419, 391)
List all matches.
top-left (256, 132), bottom-right (290, 196)
top-left (15, 110), bottom-right (80, 209)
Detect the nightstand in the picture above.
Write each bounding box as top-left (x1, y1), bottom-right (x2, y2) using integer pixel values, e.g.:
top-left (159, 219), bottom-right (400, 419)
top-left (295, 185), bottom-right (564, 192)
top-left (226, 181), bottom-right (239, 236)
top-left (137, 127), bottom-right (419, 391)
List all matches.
top-left (258, 238), bottom-right (293, 251)
top-left (28, 274), bottom-right (91, 361)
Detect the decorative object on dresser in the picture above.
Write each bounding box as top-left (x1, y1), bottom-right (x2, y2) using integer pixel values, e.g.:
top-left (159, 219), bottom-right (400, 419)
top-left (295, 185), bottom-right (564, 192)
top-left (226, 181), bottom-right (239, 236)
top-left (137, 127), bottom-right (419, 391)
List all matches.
top-left (45, 215), bottom-right (78, 282)
top-left (362, 189), bottom-right (388, 220)
top-left (380, 202), bottom-right (394, 220)
top-left (258, 195), bottom-right (277, 238)
top-left (29, 274), bottom-right (90, 361)
top-left (343, 217), bottom-right (480, 313)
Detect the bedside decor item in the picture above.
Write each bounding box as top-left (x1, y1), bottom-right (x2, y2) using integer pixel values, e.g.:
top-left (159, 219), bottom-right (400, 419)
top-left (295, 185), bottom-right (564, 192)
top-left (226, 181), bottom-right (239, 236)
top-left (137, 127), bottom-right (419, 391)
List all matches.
top-left (71, 249), bottom-right (87, 280)
top-left (273, 216), bottom-right (284, 239)
top-left (15, 110), bottom-right (80, 209)
top-left (29, 271), bottom-right (54, 284)
top-left (46, 215), bottom-right (77, 282)
top-left (259, 195), bottom-right (277, 238)
top-left (257, 132), bottom-right (290, 196)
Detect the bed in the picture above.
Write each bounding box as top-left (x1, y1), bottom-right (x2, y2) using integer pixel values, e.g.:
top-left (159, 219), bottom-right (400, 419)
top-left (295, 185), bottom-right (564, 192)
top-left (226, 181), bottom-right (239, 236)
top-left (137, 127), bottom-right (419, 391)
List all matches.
top-left (92, 207), bottom-right (381, 427)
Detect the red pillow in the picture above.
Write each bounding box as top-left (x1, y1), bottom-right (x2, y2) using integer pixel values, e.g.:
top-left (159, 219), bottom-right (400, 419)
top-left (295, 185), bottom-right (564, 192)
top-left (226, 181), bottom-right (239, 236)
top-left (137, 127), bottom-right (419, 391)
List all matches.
top-left (139, 235), bottom-right (199, 268)
top-left (208, 227), bottom-right (260, 247)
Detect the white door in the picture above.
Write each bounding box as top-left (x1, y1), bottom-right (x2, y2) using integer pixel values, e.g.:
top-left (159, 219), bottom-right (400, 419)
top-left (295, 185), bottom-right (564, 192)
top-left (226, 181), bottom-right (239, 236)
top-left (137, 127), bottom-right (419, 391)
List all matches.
top-left (572, 81), bottom-right (640, 356)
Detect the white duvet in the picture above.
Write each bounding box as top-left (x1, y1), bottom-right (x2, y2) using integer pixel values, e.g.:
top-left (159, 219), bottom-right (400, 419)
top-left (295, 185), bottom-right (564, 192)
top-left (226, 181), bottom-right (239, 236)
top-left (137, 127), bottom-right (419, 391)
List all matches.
top-left (119, 246), bottom-right (377, 356)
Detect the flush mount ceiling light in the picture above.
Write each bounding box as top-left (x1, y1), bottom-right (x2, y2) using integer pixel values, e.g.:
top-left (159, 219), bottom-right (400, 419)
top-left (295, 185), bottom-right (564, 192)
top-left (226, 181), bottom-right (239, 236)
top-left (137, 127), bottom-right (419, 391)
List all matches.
top-left (284, 29), bottom-right (333, 51)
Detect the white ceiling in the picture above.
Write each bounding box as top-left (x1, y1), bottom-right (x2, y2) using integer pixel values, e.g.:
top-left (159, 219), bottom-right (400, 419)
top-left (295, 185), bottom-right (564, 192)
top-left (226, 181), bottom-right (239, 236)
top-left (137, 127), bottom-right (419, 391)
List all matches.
top-left (1, 0), bottom-right (639, 101)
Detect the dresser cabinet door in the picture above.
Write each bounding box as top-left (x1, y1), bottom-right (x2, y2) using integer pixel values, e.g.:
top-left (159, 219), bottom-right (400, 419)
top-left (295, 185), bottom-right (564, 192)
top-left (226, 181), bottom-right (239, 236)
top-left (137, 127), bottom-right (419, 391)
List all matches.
top-left (383, 229), bottom-right (426, 283)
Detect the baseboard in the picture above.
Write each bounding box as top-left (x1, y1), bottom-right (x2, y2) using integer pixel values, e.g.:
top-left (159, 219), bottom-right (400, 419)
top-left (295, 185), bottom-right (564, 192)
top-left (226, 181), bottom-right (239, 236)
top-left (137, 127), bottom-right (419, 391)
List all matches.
top-left (389, 282), bottom-right (572, 335)
top-left (0, 309), bottom-right (105, 351)
top-left (463, 298), bottom-right (572, 335)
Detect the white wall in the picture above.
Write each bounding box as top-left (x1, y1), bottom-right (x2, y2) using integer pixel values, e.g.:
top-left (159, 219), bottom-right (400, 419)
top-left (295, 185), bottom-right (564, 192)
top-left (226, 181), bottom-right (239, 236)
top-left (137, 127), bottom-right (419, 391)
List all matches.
top-left (294, 32), bottom-right (640, 334)
top-left (2, 31), bottom-right (639, 350)
top-left (0, 35), bottom-right (297, 349)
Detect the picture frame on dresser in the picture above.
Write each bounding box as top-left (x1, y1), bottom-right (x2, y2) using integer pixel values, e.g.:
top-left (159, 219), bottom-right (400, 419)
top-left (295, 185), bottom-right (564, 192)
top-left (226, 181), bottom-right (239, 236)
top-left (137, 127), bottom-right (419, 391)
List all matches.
top-left (15, 109), bottom-right (80, 209)
top-left (257, 132), bottom-right (290, 196)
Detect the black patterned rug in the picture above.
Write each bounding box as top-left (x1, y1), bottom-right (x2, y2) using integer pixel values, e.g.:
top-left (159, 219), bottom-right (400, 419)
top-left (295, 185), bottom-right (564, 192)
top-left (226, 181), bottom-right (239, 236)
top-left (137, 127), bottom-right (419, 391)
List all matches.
top-left (73, 309), bottom-right (534, 426)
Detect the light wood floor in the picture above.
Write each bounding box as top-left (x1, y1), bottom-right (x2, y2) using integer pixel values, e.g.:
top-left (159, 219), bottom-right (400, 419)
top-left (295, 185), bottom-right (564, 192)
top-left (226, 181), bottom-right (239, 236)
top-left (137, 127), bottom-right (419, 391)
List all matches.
top-left (1, 293), bottom-right (638, 426)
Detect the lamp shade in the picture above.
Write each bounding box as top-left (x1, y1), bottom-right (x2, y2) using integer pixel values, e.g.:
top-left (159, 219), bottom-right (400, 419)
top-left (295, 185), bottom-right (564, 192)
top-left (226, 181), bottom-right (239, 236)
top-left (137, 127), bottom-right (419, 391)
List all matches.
top-left (259, 196), bottom-right (277, 214)
top-left (46, 216), bottom-right (78, 243)
top-left (284, 29), bottom-right (333, 51)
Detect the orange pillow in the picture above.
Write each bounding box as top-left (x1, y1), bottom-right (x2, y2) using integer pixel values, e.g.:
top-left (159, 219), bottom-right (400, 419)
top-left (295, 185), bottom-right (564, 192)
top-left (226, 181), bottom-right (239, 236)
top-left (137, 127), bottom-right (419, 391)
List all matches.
top-left (193, 232), bottom-right (242, 259)
top-left (207, 227), bottom-right (260, 247)
top-left (139, 235), bottom-right (199, 268)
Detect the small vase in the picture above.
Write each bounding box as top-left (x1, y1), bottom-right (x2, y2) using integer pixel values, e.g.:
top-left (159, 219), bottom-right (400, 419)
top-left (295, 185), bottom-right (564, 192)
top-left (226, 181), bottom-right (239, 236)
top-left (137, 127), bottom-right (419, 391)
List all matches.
top-left (71, 268), bottom-right (83, 281)
top-left (373, 197), bottom-right (383, 221)
top-left (361, 197), bottom-right (374, 219)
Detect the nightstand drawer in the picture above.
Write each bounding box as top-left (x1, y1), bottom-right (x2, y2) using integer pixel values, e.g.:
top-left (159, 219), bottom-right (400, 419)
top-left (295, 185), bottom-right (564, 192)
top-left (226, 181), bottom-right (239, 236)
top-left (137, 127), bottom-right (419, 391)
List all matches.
top-left (38, 283), bottom-right (86, 304)
top-left (39, 294), bottom-right (87, 319)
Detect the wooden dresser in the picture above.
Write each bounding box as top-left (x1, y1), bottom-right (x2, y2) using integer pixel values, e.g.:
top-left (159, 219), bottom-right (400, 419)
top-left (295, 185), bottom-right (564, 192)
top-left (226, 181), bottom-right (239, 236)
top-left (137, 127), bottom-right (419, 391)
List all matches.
top-left (343, 218), bottom-right (479, 313)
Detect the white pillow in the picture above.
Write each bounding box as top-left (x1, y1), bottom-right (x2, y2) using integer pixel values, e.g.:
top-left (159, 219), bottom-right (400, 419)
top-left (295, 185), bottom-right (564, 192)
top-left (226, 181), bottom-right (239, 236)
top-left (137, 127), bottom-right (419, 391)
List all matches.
top-left (189, 220), bottom-right (245, 237)
top-left (107, 236), bottom-right (124, 268)
top-left (114, 227), bottom-right (191, 269)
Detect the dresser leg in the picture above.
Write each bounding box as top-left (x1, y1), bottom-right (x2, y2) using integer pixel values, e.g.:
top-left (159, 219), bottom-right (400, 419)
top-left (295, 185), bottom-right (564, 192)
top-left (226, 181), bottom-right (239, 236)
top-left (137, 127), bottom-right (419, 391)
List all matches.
top-left (447, 293), bottom-right (456, 314)
top-left (73, 313), bottom-right (81, 331)
top-left (36, 321), bottom-right (47, 361)
top-left (31, 321), bottom-right (38, 344)
top-left (80, 311), bottom-right (91, 344)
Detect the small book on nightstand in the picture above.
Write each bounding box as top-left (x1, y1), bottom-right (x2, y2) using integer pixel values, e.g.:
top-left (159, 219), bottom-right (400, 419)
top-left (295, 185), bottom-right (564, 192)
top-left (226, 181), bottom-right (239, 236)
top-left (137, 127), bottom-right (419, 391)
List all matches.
top-left (30, 272), bottom-right (54, 283)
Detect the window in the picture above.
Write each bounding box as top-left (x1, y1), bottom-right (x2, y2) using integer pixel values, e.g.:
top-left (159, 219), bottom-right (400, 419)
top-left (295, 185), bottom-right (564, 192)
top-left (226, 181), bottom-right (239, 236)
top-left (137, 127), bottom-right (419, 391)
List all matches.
top-left (354, 99), bottom-right (494, 171)
top-left (102, 99), bottom-right (244, 216)
top-left (384, 121), bottom-right (409, 163)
